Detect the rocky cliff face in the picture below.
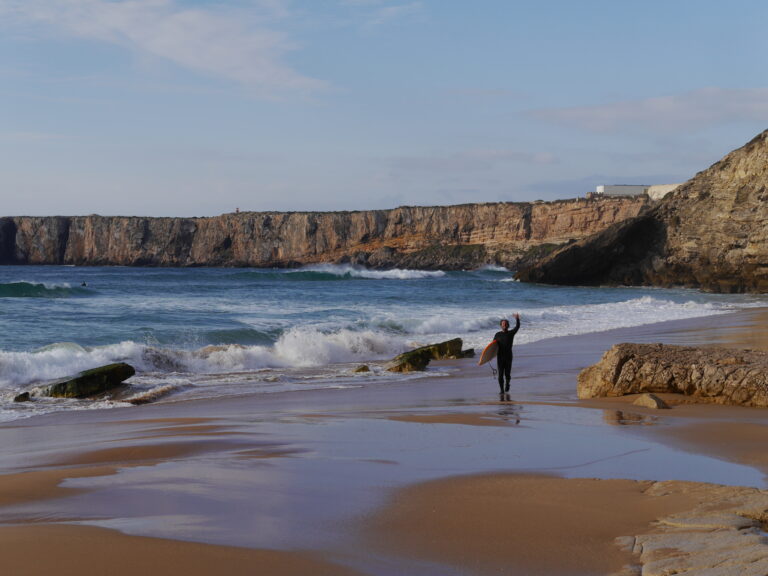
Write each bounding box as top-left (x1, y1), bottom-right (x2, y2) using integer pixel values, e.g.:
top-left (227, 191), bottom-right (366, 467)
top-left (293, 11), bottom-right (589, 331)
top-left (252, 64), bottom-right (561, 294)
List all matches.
top-left (516, 129), bottom-right (768, 292)
top-left (0, 197), bottom-right (647, 269)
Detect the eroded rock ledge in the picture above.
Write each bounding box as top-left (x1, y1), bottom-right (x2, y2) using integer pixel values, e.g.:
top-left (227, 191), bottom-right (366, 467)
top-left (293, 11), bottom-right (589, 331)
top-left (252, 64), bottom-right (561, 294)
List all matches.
top-left (578, 343), bottom-right (768, 407)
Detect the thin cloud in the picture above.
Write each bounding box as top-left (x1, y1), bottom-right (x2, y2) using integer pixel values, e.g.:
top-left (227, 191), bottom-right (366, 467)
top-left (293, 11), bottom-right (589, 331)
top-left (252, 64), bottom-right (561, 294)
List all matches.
top-left (392, 149), bottom-right (558, 173)
top-left (340, 0), bottom-right (425, 31)
top-left (0, 0), bottom-right (324, 97)
top-left (530, 87), bottom-right (768, 134)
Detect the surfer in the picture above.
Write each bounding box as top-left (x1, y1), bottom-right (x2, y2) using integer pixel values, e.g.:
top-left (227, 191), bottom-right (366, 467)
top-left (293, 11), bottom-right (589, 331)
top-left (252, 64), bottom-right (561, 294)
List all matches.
top-left (494, 314), bottom-right (520, 393)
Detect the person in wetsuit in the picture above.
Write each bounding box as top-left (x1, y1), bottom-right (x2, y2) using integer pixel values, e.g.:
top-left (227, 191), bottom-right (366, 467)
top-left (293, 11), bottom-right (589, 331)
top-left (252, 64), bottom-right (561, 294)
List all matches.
top-left (494, 314), bottom-right (520, 393)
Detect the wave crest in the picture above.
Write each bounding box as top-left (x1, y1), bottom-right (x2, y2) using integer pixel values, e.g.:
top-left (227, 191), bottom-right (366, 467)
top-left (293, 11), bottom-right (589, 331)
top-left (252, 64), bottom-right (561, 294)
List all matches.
top-left (0, 281), bottom-right (90, 298)
top-left (0, 328), bottom-right (407, 388)
top-left (292, 264), bottom-right (445, 280)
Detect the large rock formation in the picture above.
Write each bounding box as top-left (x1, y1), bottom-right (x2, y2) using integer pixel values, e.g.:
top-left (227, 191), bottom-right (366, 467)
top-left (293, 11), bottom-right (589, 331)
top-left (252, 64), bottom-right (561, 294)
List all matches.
top-left (0, 197), bottom-right (647, 269)
top-left (578, 343), bottom-right (768, 407)
top-left (517, 129), bottom-right (768, 292)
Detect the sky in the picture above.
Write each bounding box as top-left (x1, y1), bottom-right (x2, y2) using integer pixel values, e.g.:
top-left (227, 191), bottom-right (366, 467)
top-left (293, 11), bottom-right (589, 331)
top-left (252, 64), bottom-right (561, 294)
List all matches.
top-left (2, 0), bottom-right (767, 217)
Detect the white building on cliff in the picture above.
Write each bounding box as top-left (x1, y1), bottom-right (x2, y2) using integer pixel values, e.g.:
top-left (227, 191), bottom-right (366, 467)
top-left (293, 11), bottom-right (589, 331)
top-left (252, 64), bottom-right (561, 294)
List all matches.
top-left (588, 183), bottom-right (683, 200)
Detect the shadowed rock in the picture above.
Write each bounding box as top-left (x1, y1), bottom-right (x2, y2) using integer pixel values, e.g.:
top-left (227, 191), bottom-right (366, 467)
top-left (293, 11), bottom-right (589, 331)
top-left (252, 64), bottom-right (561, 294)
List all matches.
top-left (578, 343), bottom-right (768, 407)
top-left (387, 338), bottom-right (464, 372)
top-left (516, 129), bottom-right (768, 293)
top-left (34, 363), bottom-right (136, 399)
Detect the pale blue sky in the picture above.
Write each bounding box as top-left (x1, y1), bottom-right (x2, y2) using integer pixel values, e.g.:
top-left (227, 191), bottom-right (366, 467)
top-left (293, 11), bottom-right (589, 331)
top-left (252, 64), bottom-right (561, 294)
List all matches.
top-left (2, 0), bottom-right (767, 216)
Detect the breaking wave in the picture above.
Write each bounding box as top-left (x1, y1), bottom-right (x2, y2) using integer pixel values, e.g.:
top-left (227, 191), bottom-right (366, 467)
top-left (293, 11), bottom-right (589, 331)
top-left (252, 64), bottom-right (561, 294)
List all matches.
top-left (0, 281), bottom-right (90, 298)
top-left (232, 265), bottom-right (446, 282)
top-left (292, 264), bottom-right (446, 280)
top-left (0, 328), bottom-right (406, 388)
top-left (0, 295), bottom-right (745, 389)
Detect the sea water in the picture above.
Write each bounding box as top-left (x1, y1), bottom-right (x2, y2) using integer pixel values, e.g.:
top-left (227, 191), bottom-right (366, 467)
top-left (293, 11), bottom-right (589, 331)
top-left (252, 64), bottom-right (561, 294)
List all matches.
top-left (0, 264), bottom-right (765, 421)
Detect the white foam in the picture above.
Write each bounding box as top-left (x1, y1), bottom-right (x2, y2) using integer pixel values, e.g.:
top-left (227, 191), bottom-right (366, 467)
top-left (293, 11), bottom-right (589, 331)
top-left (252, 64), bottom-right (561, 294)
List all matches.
top-left (0, 294), bottom-right (757, 405)
top-left (274, 327), bottom-right (403, 366)
top-left (0, 341), bottom-right (146, 388)
top-left (476, 264), bottom-right (509, 272)
top-left (0, 327), bottom-right (408, 389)
top-left (367, 295), bottom-right (749, 351)
top-left (301, 264), bottom-right (445, 280)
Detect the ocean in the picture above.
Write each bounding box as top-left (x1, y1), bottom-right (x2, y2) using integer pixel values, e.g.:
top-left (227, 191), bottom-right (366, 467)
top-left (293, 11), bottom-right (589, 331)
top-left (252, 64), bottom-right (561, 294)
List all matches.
top-left (1, 264), bottom-right (765, 422)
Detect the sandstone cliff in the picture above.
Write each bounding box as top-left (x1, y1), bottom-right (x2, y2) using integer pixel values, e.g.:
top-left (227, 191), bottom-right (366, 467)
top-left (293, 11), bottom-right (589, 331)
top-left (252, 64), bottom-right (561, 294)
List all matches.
top-left (516, 129), bottom-right (768, 292)
top-left (0, 197), bottom-right (647, 269)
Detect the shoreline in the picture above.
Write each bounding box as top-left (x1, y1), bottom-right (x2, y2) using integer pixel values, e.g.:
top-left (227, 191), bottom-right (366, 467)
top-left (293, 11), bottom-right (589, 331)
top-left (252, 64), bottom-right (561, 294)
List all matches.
top-left (1, 307), bottom-right (767, 575)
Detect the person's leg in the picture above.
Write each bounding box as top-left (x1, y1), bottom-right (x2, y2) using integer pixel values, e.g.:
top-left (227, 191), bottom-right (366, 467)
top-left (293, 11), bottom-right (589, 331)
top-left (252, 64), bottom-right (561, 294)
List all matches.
top-left (503, 356), bottom-right (512, 391)
top-left (497, 358), bottom-right (506, 393)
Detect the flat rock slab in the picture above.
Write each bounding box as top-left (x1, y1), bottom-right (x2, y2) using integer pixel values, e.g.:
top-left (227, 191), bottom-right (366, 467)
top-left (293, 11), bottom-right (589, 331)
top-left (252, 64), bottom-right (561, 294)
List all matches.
top-left (627, 481), bottom-right (768, 576)
top-left (578, 343), bottom-right (768, 407)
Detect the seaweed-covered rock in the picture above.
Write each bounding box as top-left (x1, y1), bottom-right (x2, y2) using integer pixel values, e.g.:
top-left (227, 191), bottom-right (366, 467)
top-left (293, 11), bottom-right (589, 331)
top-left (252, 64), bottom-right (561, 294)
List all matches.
top-left (35, 363), bottom-right (136, 399)
top-left (387, 338), bottom-right (464, 373)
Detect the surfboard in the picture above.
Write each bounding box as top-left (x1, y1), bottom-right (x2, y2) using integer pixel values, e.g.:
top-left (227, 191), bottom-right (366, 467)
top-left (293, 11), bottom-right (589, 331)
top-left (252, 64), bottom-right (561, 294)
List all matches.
top-left (477, 340), bottom-right (498, 366)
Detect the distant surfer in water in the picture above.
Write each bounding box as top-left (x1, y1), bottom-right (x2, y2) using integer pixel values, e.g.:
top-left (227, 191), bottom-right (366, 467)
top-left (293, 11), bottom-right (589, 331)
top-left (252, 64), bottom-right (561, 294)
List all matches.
top-left (494, 314), bottom-right (520, 393)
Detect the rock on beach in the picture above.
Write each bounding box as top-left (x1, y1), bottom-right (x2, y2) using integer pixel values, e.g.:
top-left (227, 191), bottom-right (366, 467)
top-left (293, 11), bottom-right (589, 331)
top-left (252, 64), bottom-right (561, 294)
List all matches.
top-left (578, 343), bottom-right (768, 407)
top-left (387, 338), bottom-right (471, 373)
top-left (31, 363), bottom-right (136, 399)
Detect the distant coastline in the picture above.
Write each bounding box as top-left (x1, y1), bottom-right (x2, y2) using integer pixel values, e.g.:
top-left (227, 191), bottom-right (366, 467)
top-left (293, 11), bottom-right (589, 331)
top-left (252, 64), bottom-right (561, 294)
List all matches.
top-left (0, 196), bottom-right (648, 270)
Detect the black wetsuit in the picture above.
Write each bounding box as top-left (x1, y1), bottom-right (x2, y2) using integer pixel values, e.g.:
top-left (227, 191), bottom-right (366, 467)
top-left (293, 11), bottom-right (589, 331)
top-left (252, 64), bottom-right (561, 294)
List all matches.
top-left (494, 317), bottom-right (520, 392)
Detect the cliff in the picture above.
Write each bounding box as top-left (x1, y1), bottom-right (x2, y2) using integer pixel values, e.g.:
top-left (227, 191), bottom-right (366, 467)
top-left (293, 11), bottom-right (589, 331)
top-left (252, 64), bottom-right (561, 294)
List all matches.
top-left (0, 197), bottom-right (647, 269)
top-left (516, 129), bottom-right (768, 292)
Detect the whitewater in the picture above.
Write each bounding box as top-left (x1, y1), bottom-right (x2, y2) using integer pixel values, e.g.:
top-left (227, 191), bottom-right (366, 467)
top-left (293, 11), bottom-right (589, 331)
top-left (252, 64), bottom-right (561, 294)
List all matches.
top-left (0, 265), bottom-right (765, 421)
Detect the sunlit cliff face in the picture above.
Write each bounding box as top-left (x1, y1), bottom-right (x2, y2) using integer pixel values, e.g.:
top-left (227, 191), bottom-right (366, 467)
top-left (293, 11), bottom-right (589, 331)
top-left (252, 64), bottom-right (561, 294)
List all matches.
top-left (0, 197), bottom-right (647, 270)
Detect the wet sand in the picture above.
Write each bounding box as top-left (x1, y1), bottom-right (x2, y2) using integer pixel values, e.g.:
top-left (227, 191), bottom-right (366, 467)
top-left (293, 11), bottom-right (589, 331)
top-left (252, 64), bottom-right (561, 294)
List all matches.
top-left (662, 420), bottom-right (768, 477)
top-left (368, 474), bottom-right (697, 576)
top-left (0, 525), bottom-right (363, 576)
top-left (0, 308), bottom-right (767, 575)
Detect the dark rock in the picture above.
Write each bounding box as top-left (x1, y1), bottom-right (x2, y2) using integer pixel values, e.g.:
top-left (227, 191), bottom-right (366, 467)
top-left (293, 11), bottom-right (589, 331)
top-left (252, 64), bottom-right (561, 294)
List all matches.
top-left (37, 363), bottom-right (136, 399)
top-left (515, 215), bottom-right (663, 286)
top-left (387, 338), bottom-right (464, 372)
top-left (13, 392), bottom-right (30, 402)
top-left (354, 365), bottom-right (371, 373)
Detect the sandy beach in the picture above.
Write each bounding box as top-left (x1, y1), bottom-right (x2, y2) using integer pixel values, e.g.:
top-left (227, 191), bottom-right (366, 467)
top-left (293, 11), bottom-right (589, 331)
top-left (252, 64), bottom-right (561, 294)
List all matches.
top-left (1, 309), bottom-right (768, 575)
